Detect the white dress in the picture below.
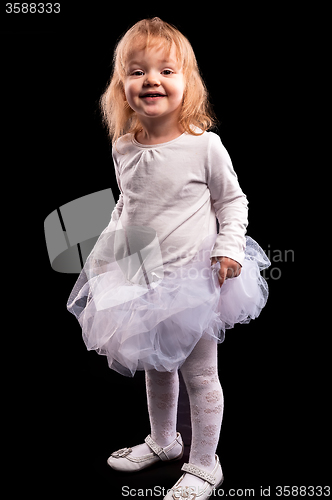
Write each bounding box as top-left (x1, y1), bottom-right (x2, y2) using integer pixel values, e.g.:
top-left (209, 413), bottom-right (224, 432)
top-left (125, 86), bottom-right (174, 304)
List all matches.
top-left (67, 131), bottom-right (270, 376)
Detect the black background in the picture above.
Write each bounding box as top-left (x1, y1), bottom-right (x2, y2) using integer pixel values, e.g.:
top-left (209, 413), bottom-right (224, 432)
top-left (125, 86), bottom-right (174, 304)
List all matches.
top-left (3, 5), bottom-right (323, 499)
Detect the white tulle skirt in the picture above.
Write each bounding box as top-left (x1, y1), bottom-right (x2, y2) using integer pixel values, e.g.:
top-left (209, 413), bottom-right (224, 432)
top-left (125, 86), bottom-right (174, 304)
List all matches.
top-left (67, 225), bottom-right (270, 377)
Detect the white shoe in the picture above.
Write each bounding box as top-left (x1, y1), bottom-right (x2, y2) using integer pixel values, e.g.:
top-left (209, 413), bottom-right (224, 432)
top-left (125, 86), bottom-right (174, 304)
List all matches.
top-left (107, 432), bottom-right (184, 472)
top-left (163, 454), bottom-right (224, 499)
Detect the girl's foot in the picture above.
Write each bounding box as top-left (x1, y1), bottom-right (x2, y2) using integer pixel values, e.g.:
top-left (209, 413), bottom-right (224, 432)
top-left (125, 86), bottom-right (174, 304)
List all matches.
top-left (163, 454), bottom-right (223, 499)
top-left (107, 432), bottom-right (184, 472)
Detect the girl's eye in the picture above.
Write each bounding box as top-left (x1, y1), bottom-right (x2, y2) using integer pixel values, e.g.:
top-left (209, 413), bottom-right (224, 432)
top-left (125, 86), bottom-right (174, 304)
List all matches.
top-left (162, 70), bottom-right (173, 75)
top-left (132, 70), bottom-right (144, 76)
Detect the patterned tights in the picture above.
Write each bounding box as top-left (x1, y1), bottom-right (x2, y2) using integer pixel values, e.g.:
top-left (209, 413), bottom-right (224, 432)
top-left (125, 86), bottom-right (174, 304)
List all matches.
top-left (145, 335), bottom-right (223, 472)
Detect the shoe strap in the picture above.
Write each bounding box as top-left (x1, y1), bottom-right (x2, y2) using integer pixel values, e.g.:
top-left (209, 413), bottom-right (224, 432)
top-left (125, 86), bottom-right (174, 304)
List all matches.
top-left (181, 462), bottom-right (217, 485)
top-left (144, 433), bottom-right (182, 461)
top-left (145, 435), bottom-right (164, 457)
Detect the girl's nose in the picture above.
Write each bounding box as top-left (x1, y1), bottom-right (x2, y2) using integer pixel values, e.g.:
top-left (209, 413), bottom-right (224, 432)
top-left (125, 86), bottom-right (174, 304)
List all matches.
top-left (144, 72), bottom-right (161, 86)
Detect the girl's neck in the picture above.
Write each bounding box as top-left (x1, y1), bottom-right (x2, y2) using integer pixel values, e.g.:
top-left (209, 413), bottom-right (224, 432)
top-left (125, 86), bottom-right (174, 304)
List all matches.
top-left (135, 112), bottom-right (184, 145)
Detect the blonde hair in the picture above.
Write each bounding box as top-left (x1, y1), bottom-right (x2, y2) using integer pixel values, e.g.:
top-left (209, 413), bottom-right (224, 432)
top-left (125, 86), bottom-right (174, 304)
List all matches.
top-left (100, 17), bottom-right (216, 145)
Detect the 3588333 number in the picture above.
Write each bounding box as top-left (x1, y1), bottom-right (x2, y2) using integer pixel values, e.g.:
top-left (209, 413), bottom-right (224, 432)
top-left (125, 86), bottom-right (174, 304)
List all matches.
top-left (5, 3), bottom-right (60, 13)
top-left (276, 485), bottom-right (331, 496)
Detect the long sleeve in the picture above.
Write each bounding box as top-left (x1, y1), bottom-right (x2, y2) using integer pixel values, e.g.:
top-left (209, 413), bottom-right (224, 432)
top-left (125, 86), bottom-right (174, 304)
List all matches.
top-left (111, 148), bottom-right (124, 222)
top-left (206, 133), bottom-right (248, 265)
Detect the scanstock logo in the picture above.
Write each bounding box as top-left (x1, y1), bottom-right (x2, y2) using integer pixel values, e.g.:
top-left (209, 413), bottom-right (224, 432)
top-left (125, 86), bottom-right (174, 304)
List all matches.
top-left (44, 189), bottom-right (164, 290)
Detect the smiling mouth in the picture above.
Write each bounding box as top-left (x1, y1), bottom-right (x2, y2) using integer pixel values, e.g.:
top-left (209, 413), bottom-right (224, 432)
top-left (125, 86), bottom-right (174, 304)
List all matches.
top-left (139, 92), bottom-right (167, 99)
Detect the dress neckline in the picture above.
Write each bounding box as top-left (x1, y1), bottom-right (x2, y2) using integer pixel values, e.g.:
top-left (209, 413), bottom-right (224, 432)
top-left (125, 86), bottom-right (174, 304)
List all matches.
top-left (131, 132), bottom-right (186, 149)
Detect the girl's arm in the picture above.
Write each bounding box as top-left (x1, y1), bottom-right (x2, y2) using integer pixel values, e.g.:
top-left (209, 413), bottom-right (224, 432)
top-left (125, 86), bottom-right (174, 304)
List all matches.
top-left (110, 149), bottom-right (124, 222)
top-left (206, 133), bottom-right (248, 283)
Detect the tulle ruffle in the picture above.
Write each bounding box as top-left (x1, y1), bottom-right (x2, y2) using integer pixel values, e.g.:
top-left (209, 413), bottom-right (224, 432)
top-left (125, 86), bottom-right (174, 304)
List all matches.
top-left (67, 228), bottom-right (270, 377)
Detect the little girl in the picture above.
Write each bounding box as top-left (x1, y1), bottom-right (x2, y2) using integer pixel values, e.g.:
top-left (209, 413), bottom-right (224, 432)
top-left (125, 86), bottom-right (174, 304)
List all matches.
top-left (67, 17), bottom-right (270, 499)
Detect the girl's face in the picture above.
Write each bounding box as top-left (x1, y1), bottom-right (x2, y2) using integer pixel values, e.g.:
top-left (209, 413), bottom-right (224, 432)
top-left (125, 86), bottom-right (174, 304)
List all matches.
top-left (124, 44), bottom-right (185, 122)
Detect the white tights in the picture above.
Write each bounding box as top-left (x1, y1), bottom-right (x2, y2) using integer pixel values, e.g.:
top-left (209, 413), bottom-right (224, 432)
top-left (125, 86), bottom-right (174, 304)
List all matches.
top-left (131, 336), bottom-right (224, 483)
top-left (180, 336), bottom-right (223, 471)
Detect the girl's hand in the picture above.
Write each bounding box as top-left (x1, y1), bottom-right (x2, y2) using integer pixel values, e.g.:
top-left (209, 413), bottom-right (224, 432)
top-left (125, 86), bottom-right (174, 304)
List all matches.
top-left (211, 256), bottom-right (242, 287)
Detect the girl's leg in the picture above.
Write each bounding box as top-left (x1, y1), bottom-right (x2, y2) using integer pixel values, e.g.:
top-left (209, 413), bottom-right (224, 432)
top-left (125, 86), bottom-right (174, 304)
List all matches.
top-left (130, 369), bottom-right (179, 456)
top-left (145, 369), bottom-right (179, 446)
top-left (179, 335), bottom-right (223, 485)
